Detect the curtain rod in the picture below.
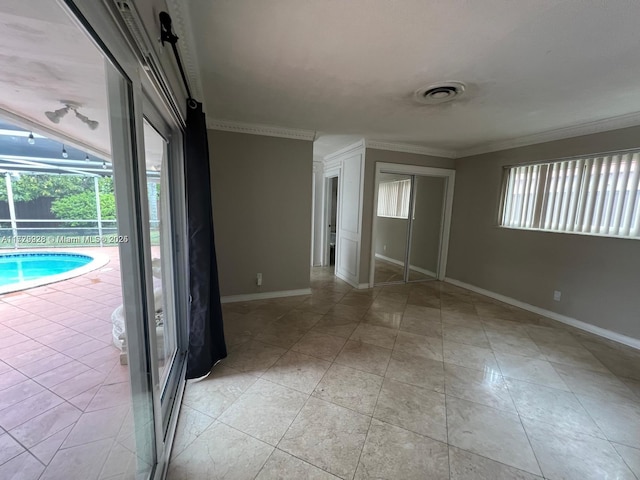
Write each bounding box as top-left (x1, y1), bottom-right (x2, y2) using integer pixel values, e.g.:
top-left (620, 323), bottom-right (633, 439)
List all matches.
top-left (159, 11), bottom-right (194, 103)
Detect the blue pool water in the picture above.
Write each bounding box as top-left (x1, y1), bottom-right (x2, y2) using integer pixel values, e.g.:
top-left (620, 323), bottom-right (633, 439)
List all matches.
top-left (0, 253), bottom-right (93, 287)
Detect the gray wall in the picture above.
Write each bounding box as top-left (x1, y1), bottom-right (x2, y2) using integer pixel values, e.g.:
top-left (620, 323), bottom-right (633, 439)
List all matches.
top-left (360, 148), bottom-right (454, 284)
top-left (448, 125), bottom-right (640, 340)
top-left (209, 130), bottom-right (313, 296)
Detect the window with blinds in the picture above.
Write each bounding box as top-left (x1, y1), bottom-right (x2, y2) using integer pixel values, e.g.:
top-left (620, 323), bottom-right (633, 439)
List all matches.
top-left (500, 151), bottom-right (640, 238)
top-left (377, 179), bottom-right (411, 218)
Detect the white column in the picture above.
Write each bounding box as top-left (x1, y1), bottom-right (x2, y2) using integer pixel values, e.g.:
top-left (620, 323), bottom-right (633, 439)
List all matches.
top-left (5, 173), bottom-right (18, 249)
top-left (94, 176), bottom-right (103, 247)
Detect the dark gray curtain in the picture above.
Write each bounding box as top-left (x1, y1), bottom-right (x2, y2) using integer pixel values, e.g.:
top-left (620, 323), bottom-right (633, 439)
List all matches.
top-left (184, 100), bottom-right (227, 379)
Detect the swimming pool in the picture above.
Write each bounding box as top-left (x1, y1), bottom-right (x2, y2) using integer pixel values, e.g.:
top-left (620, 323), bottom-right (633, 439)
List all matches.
top-left (0, 252), bottom-right (108, 294)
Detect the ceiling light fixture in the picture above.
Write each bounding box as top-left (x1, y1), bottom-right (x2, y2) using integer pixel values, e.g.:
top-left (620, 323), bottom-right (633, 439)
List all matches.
top-left (27, 132), bottom-right (35, 145)
top-left (62, 145), bottom-right (68, 158)
top-left (44, 102), bottom-right (99, 130)
top-left (85, 154), bottom-right (90, 162)
top-left (102, 161), bottom-right (107, 170)
top-left (414, 81), bottom-right (467, 105)
top-left (74, 110), bottom-right (99, 130)
top-left (44, 106), bottom-right (70, 124)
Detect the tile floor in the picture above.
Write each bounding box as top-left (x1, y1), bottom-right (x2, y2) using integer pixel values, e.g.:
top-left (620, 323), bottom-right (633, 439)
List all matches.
top-left (0, 248), bottom-right (137, 480)
top-left (168, 267), bottom-right (640, 480)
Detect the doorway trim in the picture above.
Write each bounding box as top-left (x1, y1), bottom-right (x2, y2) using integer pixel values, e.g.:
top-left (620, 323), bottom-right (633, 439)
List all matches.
top-left (369, 162), bottom-right (455, 287)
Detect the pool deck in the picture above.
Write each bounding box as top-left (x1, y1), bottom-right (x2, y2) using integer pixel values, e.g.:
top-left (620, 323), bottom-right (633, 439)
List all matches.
top-left (0, 247), bottom-right (138, 479)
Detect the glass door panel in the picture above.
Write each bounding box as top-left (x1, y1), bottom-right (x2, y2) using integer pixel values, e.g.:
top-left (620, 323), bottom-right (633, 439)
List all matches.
top-left (374, 173), bottom-right (412, 284)
top-left (140, 119), bottom-right (178, 390)
top-left (407, 175), bottom-right (446, 281)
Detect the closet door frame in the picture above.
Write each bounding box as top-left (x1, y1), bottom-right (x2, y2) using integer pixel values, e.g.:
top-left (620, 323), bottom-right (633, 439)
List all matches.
top-left (369, 163), bottom-right (455, 287)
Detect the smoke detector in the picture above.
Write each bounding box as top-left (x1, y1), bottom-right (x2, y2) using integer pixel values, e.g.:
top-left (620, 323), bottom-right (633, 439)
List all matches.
top-left (414, 82), bottom-right (466, 105)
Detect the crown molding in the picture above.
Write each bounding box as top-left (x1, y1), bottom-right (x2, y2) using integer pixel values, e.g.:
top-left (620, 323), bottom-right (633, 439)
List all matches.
top-left (456, 111), bottom-right (640, 158)
top-left (165, 0), bottom-right (205, 104)
top-left (323, 139), bottom-right (366, 161)
top-left (365, 140), bottom-right (456, 159)
top-left (207, 119), bottom-right (316, 141)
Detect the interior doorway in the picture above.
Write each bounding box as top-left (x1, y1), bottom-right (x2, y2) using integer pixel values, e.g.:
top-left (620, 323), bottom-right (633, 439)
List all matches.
top-left (326, 176), bottom-right (338, 267)
top-left (370, 163), bottom-right (455, 287)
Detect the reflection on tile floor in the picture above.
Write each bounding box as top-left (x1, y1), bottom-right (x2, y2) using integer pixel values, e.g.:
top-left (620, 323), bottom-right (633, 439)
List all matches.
top-left (0, 248), bottom-right (138, 480)
top-left (169, 267), bottom-right (640, 480)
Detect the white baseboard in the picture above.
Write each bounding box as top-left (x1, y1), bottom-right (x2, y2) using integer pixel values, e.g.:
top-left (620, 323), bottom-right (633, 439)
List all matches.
top-left (221, 288), bottom-right (312, 304)
top-left (374, 253), bottom-right (437, 278)
top-left (444, 277), bottom-right (640, 351)
top-left (357, 283), bottom-right (370, 290)
top-left (375, 253), bottom-right (404, 267)
top-left (335, 270), bottom-right (359, 289)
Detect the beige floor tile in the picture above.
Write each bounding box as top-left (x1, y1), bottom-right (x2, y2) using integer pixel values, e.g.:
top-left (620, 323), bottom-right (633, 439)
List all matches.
top-left (506, 379), bottom-right (603, 438)
top-left (170, 405), bottom-right (215, 459)
top-left (443, 323), bottom-right (490, 348)
top-left (440, 310), bottom-right (481, 327)
top-left (374, 378), bottom-right (446, 442)
top-left (292, 331), bottom-right (346, 361)
top-left (0, 370), bottom-right (29, 392)
top-left (553, 363), bottom-right (637, 404)
top-left (273, 310), bottom-right (323, 330)
top-left (484, 331), bottom-right (545, 359)
top-left (168, 421), bottom-right (273, 480)
top-left (539, 343), bottom-right (610, 373)
top-left (448, 446), bottom-right (543, 479)
top-left (386, 350), bottom-right (445, 392)
top-left (0, 451), bottom-right (44, 480)
top-left (393, 330), bottom-right (443, 361)
top-left (446, 397), bottom-right (541, 476)
top-left (613, 443), bottom-right (640, 478)
top-left (219, 379), bottom-right (306, 445)
top-left (334, 340), bottom-right (391, 376)
top-left (256, 449), bottom-right (340, 479)
top-left (312, 315), bottom-right (359, 338)
top-left (223, 340), bottom-right (286, 376)
top-left (354, 419), bottom-right (448, 480)
top-left (578, 394), bottom-right (640, 449)
top-left (278, 397), bottom-right (369, 480)
top-left (262, 351), bottom-right (330, 394)
top-left (349, 323), bottom-right (397, 349)
top-left (523, 419), bottom-right (635, 480)
top-left (399, 315), bottom-right (442, 337)
top-left (313, 364), bottom-right (382, 415)
top-left (443, 341), bottom-right (498, 372)
top-left (494, 352), bottom-right (569, 390)
top-left (254, 322), bottom-right (308, 349)
top-left (362, 310), bottom-right (403, 330)
top-left (40, 438), bottom-right (112, 480)
top-left (0, 380), bottom-right (45, 412)
top-left (181, 365), bottom-right (257, 418)
top-left (444, 363), bottom-right (515, 413)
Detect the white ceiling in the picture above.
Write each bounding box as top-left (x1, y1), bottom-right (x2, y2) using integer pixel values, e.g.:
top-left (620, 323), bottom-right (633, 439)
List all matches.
top-left (181, 0), bottom-right (640, 157)
top-left (0, 0), bottom-right (110, 156)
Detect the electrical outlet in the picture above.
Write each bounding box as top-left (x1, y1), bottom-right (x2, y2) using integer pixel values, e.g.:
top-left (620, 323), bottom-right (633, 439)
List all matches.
top-left (553, 290), bottom-right (561, 301)
top-left (256, 273), bottom-right (262, 286)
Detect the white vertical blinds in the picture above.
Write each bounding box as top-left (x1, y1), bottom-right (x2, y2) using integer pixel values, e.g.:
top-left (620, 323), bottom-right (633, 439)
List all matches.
top-left (501, 151), bottom-right (640, 238)
top-left (377, 179), bottom-right (411, 218)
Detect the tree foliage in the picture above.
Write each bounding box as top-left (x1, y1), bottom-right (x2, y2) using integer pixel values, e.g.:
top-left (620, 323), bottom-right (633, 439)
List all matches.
top-left (1, 174), bottom-right (82, 202)
top-left (50, 191), bottom-right (116, 225)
